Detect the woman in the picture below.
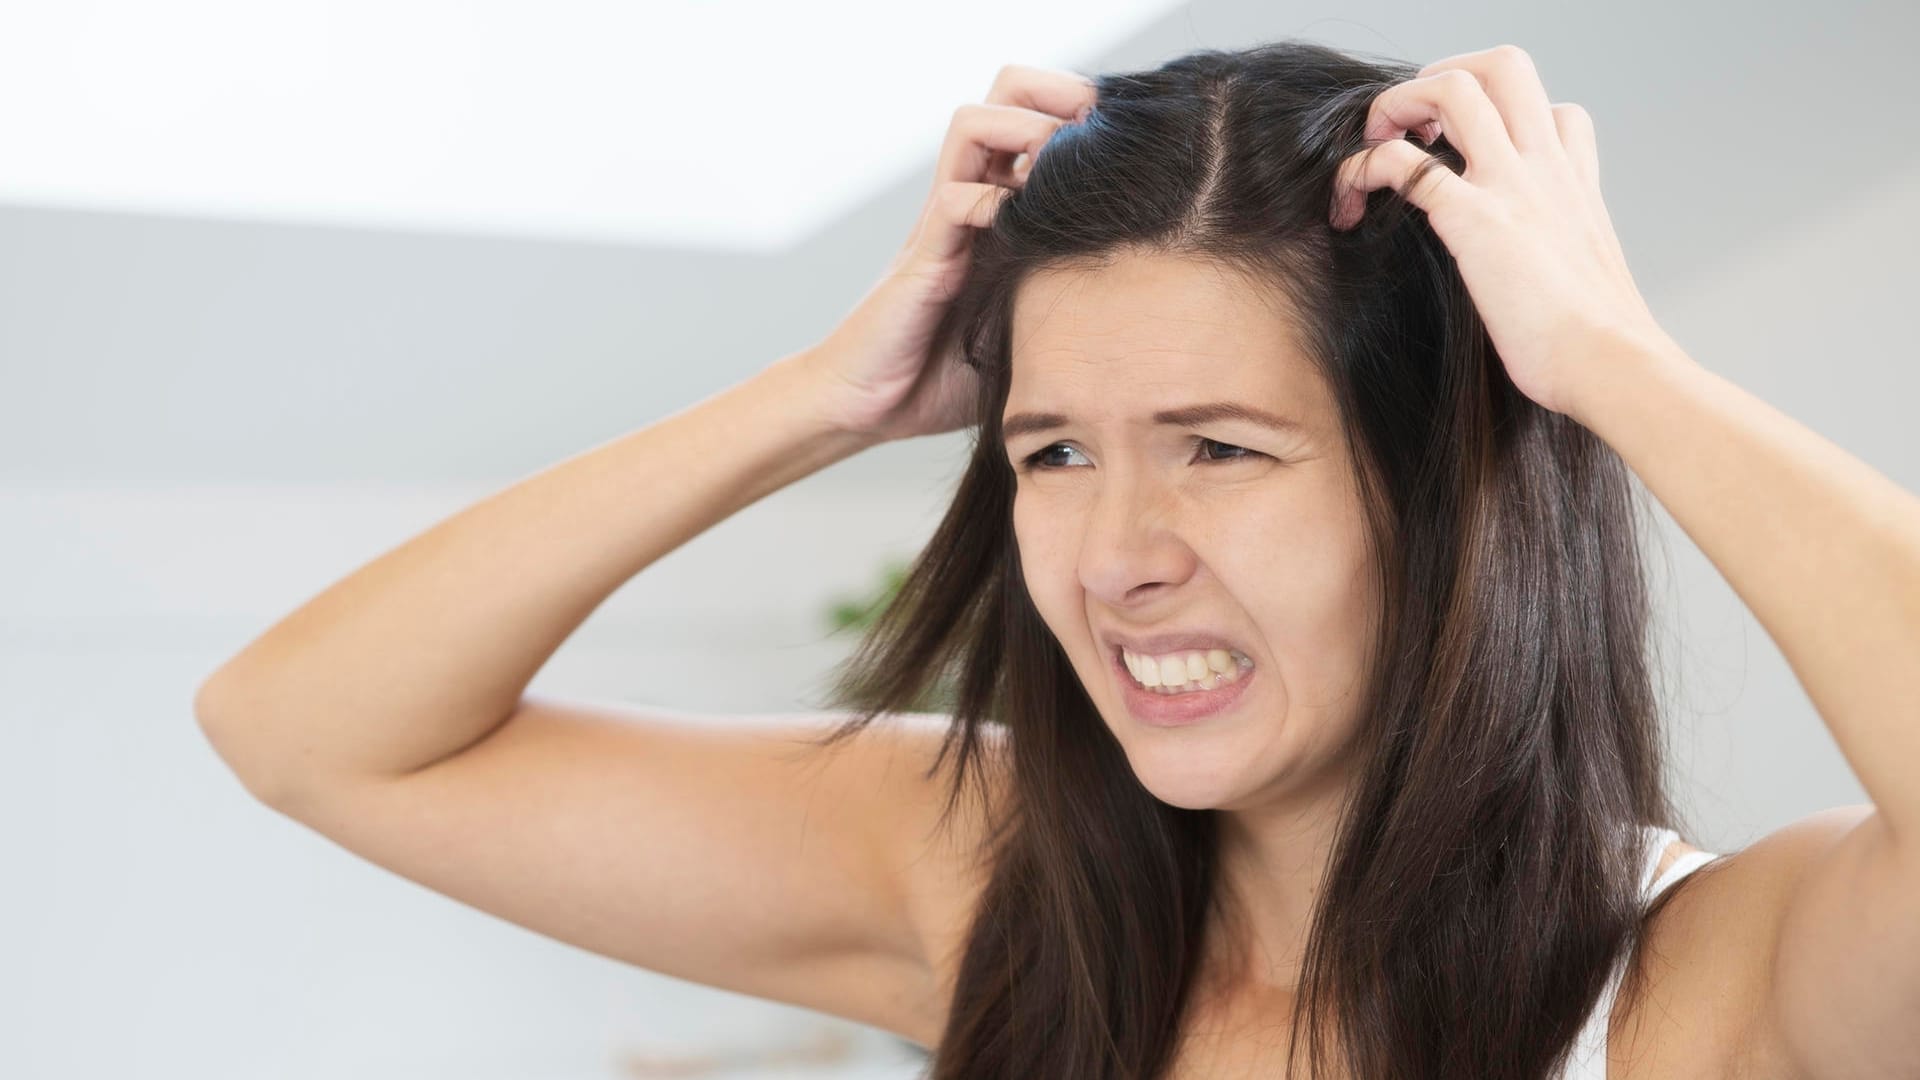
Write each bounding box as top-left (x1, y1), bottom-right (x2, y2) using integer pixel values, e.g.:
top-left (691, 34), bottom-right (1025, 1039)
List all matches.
top-left (196, 39), bottom-right (1920, 1079)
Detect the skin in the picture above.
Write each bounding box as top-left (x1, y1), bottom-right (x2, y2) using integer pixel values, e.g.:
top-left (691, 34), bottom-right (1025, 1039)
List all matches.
top-left (1002, 247), bottom-right (1381, 994)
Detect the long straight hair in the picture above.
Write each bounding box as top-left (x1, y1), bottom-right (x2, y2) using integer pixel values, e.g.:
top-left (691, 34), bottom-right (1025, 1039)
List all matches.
top-left (808, 38), bottom-right (1693, 1079)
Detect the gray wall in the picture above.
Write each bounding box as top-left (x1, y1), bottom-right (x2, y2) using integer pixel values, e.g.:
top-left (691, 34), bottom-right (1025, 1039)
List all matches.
top-left (4, 2), bottom-right (1916, 1076)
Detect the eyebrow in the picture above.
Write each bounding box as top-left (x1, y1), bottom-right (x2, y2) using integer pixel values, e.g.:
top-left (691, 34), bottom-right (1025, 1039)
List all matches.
top-left (1000, 401), bottom-right (1306, 444)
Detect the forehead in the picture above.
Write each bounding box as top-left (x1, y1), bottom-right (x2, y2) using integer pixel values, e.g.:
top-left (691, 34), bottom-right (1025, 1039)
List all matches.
top-left (1008, 251), bottom-right (1318, 401)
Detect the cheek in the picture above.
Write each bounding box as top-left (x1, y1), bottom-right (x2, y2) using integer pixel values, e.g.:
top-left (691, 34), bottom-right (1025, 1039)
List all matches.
top-left (1011, 493), bottom-right (1074, 618)
top-left (1010, 493), bottom-right (1115, 689)
top-left (1225, 490), bottom-right (1376, 673)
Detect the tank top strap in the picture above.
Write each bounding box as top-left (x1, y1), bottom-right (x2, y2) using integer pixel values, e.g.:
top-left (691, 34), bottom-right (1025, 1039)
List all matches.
top-left (1558, 824), bottom-right (1718, 1078)
top-left (1648, 845), bottom-right (1718, 904)
top-left (1638, 824), bottom-right (1680, 897)
top-left (1638, 822), bottom-right (1721, 903)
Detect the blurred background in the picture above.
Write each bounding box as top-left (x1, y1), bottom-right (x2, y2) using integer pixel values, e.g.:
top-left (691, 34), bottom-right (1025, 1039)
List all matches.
top-left (3, 0), bottom-right (1916, 1076)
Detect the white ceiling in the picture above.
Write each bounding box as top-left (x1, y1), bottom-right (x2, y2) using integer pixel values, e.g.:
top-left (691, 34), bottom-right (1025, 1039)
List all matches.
top-left (0, 0), bottom-right (1179, 251)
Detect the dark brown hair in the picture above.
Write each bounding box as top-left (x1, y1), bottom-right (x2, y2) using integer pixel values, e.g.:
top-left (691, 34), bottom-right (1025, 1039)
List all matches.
top-left (808, 37), bottom-right (1697, 1079)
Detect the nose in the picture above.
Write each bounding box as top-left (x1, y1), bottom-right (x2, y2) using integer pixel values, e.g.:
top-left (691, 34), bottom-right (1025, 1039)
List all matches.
top-left (1076, 470), bottom-right (1199, 607)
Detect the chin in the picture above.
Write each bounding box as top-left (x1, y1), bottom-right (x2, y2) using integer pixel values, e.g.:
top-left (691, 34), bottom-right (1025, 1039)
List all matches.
top-left (1145, 784), bottom-right (1237, 812)
top-left (1118, 738), bottom-right (1254, 811)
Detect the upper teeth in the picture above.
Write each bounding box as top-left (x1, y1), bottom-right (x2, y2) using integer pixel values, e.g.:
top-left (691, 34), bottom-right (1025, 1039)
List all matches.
top-left (1121, 647), bottom-right (1253, 689)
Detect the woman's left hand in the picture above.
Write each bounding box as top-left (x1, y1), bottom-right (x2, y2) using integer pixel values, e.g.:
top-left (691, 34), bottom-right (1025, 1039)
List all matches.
top-left (1329, 44), bottom-right (1674, 418)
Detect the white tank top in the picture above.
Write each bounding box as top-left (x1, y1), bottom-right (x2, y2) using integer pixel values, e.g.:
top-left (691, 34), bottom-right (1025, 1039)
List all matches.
top-left (1556, 823), bottom-right (1720, 1078)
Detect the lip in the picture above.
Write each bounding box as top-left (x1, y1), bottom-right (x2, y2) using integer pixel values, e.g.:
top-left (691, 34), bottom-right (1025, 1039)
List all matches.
top-left (1109, 643), bottom-right (1255, 727)
top-left (1102, 628), bottom-right (1251, 657)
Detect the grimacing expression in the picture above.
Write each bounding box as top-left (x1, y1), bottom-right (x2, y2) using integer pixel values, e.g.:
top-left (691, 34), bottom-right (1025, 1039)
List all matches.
top-left (1003, 250), bottom-right (1380, 811)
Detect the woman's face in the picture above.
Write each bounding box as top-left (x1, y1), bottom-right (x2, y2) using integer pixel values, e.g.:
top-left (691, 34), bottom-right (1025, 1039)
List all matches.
top-left (1004, 250), bottom-right (1380, 810)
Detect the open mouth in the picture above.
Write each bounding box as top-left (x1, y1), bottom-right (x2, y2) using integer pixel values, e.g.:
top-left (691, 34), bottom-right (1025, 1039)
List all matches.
top-left (1112, 642), bottom-right (1253, 694)
top-left (1109, 643), bottom-right (1257, 726)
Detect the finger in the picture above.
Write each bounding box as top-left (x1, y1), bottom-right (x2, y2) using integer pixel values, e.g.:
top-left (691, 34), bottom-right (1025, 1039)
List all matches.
top-left (1551, 102), bottom-right (1599, 191)
top-left (1362, 68), bottom-right (1521, 181)
top-left (934, 102), bottom-right (1069, 189)
top-left (1328, 138), bottom-right (1475, 230)
top-left (983, 62), bottom-right (1098, 121)
top-left (987, 150), bottom-right (1032, 190)
top-left (1550, 102), bottom-right (1625, 264)
top-left (976, 64), bottom-right (1097, 195)
top-left (1418, 44), bottom-right (1559, 156)
top-left (912, 181), bottom-right (1015, 263)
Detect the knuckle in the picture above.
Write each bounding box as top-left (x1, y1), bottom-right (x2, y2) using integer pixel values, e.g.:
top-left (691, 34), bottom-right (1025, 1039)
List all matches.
top-left (1492, 43), bottom-right (1535, 69)
top-left (929, 183), bottom-right (961, 221)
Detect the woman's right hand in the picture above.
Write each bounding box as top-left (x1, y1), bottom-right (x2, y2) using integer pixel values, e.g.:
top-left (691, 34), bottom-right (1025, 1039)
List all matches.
top-left (798, 64), bottom-right (1098, 444)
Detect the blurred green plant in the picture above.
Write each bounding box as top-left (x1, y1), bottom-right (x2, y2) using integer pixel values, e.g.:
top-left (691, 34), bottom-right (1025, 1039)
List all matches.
top-left (822, 556), bottom-right (959, 716)
top-left (824, 558), bottom-right (912, 633)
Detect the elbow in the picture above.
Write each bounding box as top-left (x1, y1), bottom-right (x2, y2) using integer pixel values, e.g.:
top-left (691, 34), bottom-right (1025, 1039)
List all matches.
top-left (193, 675), bottom-right (293, 808)
top-left (193, 673), bottom-right (232, 729)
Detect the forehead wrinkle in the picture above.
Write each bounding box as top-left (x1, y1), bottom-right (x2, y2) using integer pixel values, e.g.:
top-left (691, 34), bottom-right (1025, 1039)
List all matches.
top-left (1008, 259), bottom-right (1313, 411)
top-left (1016, 310), bottom-right (1248, 373)
top-left (1017, 335), bottom-right (1255, 388)
top-left (1003, 257), bottom-right (1327, 449)
top-left (1014, 277), bottom-right (1285, 372)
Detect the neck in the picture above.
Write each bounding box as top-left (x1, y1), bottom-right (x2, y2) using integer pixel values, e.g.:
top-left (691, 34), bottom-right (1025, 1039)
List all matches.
top-left (1201, 762), bottom-right (1356, 995)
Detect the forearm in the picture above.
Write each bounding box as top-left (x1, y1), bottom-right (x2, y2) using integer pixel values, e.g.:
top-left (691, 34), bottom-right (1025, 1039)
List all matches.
top-left (195, 349), bottom-right (876, 796)
top-left (1566, 329), bottom-right (1920, 842)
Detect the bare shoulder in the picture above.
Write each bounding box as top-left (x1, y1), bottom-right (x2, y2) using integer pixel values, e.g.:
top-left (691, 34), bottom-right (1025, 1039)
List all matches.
top-left (1611, 805), bottom-right (1877, 1079)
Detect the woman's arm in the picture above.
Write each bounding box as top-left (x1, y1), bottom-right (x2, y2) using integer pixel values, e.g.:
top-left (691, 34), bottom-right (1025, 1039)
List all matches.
top-left (1564, 328), bottom-right (1920, 1077)
top-left (192, 59), bottom-right (1093, 803)
top-left (194, 349), bottom-right (877, 799)
top-left (1331, 41), bottom-right (1919, 1074)
top-left (1565, 331), bottom-right (1920, 844)
top-left (1332, 44), bottom-right (1920, 832)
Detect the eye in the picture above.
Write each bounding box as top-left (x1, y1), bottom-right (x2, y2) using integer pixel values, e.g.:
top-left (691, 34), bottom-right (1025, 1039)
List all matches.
top-left (1194, 437), bottom-right (1256, 463)
top-left (1018, 437), bottom-right (1262, 471)
top-left (1021, 443), bottom-right (1089, 470)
